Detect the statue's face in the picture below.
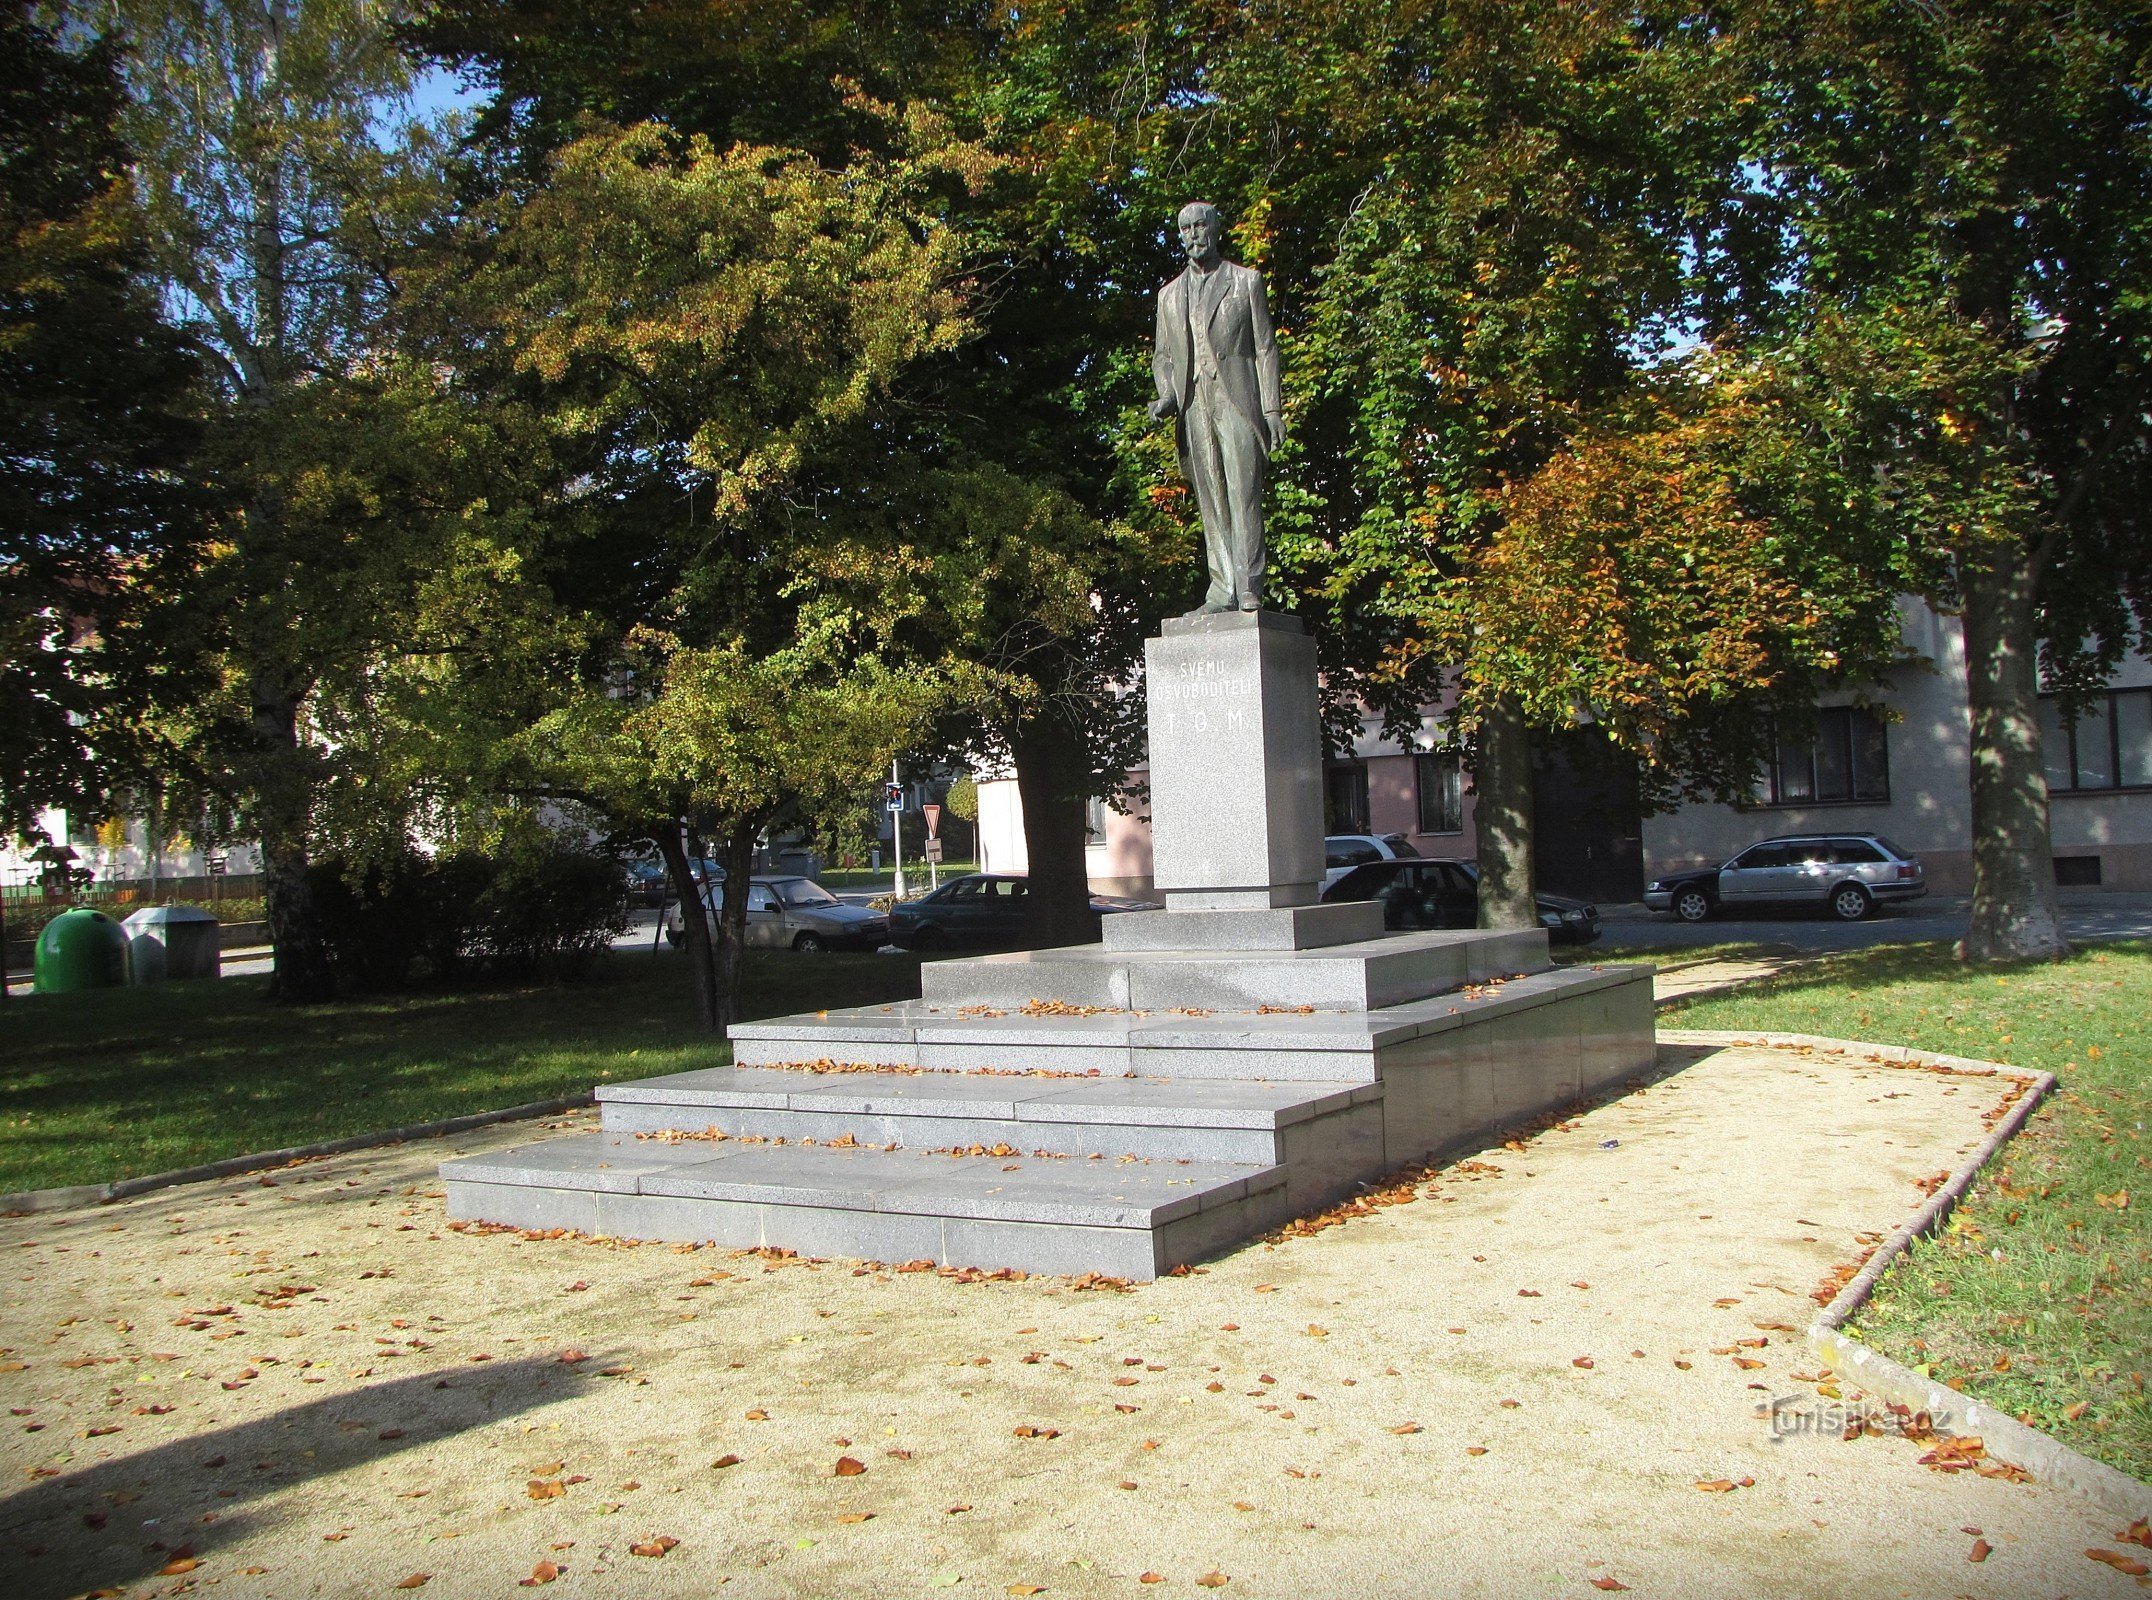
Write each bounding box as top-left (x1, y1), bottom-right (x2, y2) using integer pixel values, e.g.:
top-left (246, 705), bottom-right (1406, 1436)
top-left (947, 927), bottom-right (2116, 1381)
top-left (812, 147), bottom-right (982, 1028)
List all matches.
top-left (1178, 208), bottom-right (1220, 265)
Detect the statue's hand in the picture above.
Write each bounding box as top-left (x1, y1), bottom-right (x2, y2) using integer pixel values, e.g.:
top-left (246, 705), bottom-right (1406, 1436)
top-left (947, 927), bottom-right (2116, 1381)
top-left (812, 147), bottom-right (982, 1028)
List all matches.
top-left (1265, 413), bottom-right (1286, 453)
top-left (1149, 396), bottom-right (1176, 422)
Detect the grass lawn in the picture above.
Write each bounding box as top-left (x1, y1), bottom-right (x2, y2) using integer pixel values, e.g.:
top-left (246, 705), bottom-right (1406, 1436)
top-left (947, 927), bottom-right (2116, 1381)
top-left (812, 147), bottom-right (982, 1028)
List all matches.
top-left (0, 948), bottom-right (924, 1196)
top-left (1664, 938), bottom-right (2151, 1482)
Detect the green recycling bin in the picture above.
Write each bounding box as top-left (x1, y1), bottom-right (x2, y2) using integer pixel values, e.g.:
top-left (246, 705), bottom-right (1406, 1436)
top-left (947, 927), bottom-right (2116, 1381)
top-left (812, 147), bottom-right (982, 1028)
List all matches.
top-left (34, 907), bottom-right (130, 993)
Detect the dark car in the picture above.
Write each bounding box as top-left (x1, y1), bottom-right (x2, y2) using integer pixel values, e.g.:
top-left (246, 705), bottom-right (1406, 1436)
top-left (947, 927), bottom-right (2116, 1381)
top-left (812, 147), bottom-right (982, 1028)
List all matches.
top-left (1320, 857), bottom-right (1602, 946)
top-left (626, 852), bottom-right (724, 908)
top-left (1644, 833), bottom-right (1926, 923)
top-left (887, 873), bottom-right (1156, 952)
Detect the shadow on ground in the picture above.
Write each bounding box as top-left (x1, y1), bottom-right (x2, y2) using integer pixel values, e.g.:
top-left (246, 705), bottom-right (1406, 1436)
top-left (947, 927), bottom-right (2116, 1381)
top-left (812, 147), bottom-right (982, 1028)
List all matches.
top-left (0, 1355), bottom-right (589, 1600)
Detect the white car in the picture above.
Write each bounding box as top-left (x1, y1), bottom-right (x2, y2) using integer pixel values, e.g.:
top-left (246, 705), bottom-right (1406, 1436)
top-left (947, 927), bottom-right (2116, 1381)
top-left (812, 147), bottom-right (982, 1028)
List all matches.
top-left (1322, 832), bottom-right (1421, 889)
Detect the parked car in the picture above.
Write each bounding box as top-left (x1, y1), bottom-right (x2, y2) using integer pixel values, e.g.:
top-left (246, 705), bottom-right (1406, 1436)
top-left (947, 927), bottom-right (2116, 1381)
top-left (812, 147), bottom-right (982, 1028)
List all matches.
top-left (1322, 832), bottom-right (1422, 889)
top-left (1644, 833), bottom-right (1926, 923)
top-left (1320, 857), bottom-right (1602, 946)
top-left (887, 873), bottom-right (1157, 952)
top-left (664, 874), bottom-right (888, 952)
top-left (626, 850), bottom-right (724, 907)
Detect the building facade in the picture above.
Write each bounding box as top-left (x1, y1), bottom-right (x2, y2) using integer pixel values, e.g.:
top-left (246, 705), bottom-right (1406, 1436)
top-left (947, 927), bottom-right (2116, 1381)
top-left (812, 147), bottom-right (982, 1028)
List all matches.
top-left (982, 599), bottom-right (2152, 902)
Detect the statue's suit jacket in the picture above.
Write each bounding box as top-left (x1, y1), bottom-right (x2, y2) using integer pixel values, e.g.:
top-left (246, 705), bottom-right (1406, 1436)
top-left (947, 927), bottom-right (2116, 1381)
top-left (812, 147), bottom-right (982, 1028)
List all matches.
top-left (1152, 258), bottom-right (1282, 476)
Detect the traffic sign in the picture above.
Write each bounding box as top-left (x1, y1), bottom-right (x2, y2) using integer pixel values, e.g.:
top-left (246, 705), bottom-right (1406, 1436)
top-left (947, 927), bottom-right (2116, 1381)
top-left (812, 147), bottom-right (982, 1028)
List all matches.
top-left (922, 803), bottom-right (942, 839)
top-left (923, 838), bottom-right (944, 863)
top-left (885, 782), bottom-right (904, 813)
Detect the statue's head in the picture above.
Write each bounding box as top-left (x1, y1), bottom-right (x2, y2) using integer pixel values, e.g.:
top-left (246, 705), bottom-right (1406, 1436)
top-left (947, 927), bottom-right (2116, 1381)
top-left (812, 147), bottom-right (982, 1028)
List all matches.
top-left (1177, 201), bottom-right (1222, 266)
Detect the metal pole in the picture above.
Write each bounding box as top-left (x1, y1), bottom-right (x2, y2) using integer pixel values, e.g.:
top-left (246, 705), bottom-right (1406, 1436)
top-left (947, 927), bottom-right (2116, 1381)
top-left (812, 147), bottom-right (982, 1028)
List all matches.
top-left (889, 760), bottom-right (906, 902)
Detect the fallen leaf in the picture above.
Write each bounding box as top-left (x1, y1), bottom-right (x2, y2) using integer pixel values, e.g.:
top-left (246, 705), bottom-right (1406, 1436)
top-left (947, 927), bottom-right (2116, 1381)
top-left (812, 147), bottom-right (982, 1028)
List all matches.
top-left (1138, 1575), bottom-right (1164, 1586)
top-left (833, 1456), bottom-right (866, 1477)
top-left (1969, 1540), bottom-right (1991, 1564)
top-left (2065, 1400), bottom-right (2090, 1422)
top-left (1713, 1297), bottom-right (1741, 1307)
top-left (629, 1536), bottom-right (680, 1559)
top-left (1012, 1425), bottom-right (1061, 1439)
top-left (394, 1576), bottom-right (430, 1590)
top-left (1196, 1573), bottom-right (1228, 1589)
top-left (745, 1408), bottom-right (768, 1421)
top-left (712, 1454), bottom-right (741, 1469)
top-left (1389, 1423), bottom-right (1422, 1435)
top-left (1695, 1480), bottom-right (1737, 1493)
top-left (519, 1560), bottom-right (563, 1587)
top-left (836, 1512), bottom-right (874, 1524)
top-left (1589, 1580), bottom-right (1630, 1593)
top-left (526, 1479), bottom-right (565, 1500)
top-left (1008, 1586), bottom-right (1046, 1596)
top-left (2087, 1549), bottom-right (2151, 1577)
top-left (1466, 1446), bottom-right (1488, 1457)
top-left (158, 1558), bottom-right (201, 1575)
top-left (1732, 1358), bottom-right (1765, 1371)
top-left (1572, 1357), bottom-right (1595, 1370)
top-left (946, 1504), bottom-right (973, 1515)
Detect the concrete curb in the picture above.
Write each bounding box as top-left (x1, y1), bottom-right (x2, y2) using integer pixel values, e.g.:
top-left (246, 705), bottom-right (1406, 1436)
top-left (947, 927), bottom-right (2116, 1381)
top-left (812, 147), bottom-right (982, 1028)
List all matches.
top-left (0, 1092), bottom-right (595, 1218)
top-left (1662, 1027), bottom-right (2150, 1518)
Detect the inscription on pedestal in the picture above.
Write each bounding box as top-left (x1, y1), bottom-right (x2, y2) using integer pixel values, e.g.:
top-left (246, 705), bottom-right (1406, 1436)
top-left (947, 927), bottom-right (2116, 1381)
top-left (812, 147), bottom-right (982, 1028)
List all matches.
top-left (1144, 612), bottom-right (1323, 909)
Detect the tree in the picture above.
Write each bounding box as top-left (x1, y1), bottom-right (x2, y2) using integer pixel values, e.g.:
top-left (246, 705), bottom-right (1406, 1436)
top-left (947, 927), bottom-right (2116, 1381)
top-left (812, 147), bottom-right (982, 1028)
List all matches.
top-left (91, 0), bottom-right (463, 1000)
top-left (421, 116), bottom-right (979, 1027)
top-left (412, 1), bottom-right (1179, 948)
top-left (1107, 0), bottom-right (1774, 925)
top-left (0, 6), bottom-right (198, 982)
top-left (1732, 0), bottom-right (2152, 960)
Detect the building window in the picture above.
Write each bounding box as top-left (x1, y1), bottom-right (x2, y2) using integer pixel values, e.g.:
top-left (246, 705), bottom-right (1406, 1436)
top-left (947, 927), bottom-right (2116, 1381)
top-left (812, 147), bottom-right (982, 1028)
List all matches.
top-left (1765, 706), bottom-right (1889, 806)
top-left (1084, 795), bottom-right (1108, 843)
top-left (1325, 764), bottom-right (1370, 833)
top-left (1414, 750), bottom-right (1463, 834)
top-left (2040, 688), bottom-right (2152, 792)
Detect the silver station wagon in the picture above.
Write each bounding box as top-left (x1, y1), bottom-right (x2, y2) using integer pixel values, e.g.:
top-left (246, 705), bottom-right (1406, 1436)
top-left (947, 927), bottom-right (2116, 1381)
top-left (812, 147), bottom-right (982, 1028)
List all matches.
top-left (1645, 833), bottom-right (1926, 923)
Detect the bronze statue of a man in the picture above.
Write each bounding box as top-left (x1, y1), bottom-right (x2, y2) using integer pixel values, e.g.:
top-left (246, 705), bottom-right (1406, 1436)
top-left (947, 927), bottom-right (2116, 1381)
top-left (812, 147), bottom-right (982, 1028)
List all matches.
top-left (1149, 201), bottom-right (1285, 614)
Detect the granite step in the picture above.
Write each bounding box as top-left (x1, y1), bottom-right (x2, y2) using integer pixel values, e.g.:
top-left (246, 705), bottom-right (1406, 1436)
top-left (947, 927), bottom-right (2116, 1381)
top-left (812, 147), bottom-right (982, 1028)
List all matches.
top-left (917, 925), bottom-right (1551, 1012)
top-left (595, 1066), bottom-right (1381, 1165)
top-left (727, 961), bottom-right (1642, 1083)
top-left (440, 1131), bottom-right (1295, 1280)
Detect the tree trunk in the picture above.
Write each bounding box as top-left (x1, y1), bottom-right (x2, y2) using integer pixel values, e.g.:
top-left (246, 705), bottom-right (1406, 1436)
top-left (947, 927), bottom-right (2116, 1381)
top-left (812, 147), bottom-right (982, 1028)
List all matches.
top-left (1957, 548), bottom-right (2069, 962)
top-left (251, 677), bottom-right (333, 1003)
top-left (656, 822), bottom-right (722, 1032)
top-left (1473, 694), bottom-right (1539, 930)
top-left (1, 888), bottom-right (10, 1003)
top-left (713, 824), bottom-right (757, 1030)
top-left (1011, 714), bottom-right (1101, 949)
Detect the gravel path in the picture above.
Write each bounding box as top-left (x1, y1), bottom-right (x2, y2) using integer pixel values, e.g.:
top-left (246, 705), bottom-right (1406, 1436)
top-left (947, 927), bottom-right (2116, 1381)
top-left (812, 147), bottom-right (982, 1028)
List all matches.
top-left (2, 1040), bottom-right (2140, 1599)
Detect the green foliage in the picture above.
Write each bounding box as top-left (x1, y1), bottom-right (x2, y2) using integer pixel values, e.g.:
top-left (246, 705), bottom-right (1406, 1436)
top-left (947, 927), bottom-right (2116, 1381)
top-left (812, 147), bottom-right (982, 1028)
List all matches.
top-left (943, 772), bottom-right (978, 822)
top-left (0, 8), bottom-right (198, 836)
top-left (309, 825), bottom-right (628, 990)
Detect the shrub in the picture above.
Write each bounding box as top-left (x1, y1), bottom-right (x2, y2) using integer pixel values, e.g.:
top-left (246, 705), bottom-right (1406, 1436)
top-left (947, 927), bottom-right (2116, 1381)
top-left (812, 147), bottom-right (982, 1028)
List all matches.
top-left (310, 833), bottom-right (627, 990)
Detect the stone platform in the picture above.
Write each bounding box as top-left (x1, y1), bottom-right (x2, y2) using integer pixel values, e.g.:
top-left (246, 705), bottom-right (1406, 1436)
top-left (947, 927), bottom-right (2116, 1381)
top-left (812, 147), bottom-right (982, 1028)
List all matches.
top-left (441, 934), bottom-right (1656, 1280)
top-left (442, 609), bottom-right (1655, 1278)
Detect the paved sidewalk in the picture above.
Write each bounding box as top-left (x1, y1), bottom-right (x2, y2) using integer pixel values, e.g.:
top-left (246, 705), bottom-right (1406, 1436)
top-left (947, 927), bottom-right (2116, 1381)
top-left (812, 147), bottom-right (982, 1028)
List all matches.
top-left (3, 1040), bottom-right (2138, 1598)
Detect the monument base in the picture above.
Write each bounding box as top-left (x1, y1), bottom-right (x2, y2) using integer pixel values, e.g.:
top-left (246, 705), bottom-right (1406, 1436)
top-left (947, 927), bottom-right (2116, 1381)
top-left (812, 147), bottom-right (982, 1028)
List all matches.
top-left (442, 934), bottom-right (1655, 1280)
top-left (442, 612), bottom-right (1655, 1278)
